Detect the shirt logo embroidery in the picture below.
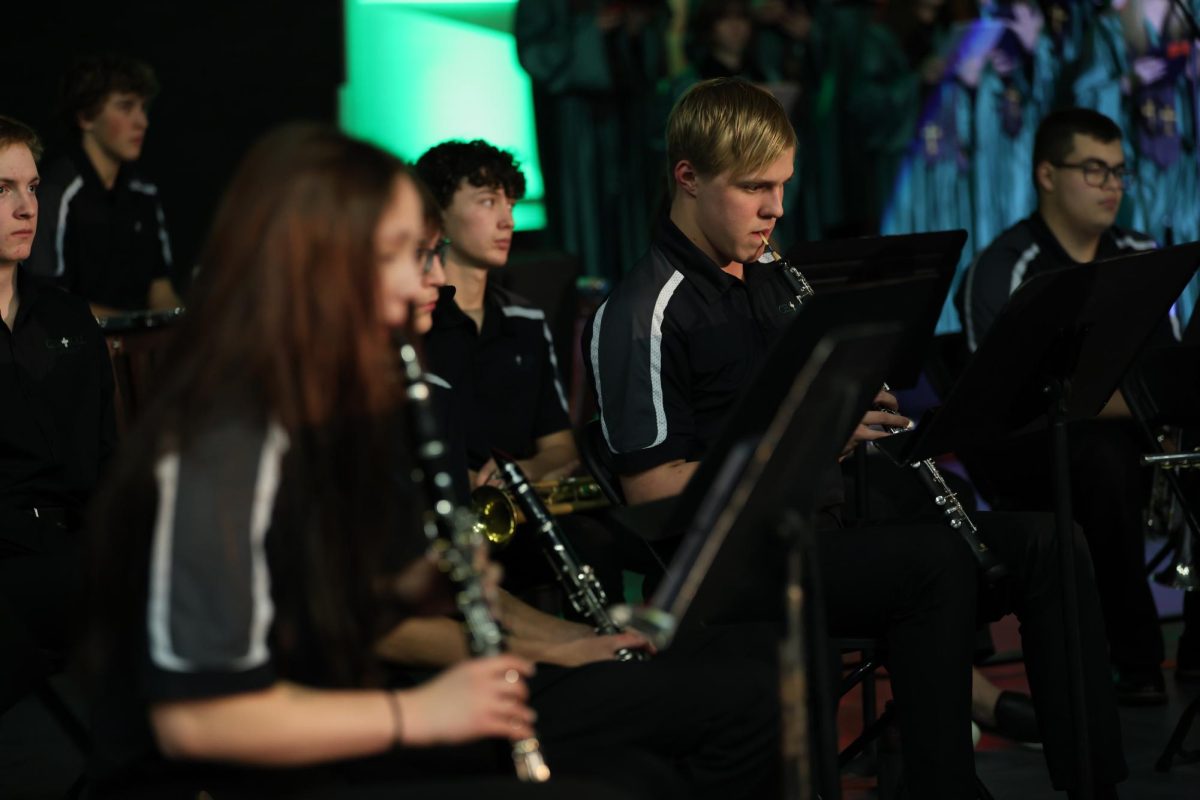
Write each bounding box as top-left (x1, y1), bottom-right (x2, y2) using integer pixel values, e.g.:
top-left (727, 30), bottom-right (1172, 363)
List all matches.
top-left (45, 336), bottom-right (79, 351)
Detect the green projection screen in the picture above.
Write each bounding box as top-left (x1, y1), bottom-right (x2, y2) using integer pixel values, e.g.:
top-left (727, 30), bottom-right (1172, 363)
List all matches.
top-left (340, 0), bottom-right (546, 230)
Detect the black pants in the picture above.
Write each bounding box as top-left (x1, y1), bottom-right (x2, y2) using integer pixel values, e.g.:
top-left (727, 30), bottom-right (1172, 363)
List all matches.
top-left (529, 630), bottom-right (780, 800)
top-left (0, 515), bottom-right (84, 677)
top-left (818, 511), bottom-right (1125, 796)
top-left (95, 768), bottom-right (639, 800)
top-left (379, 630), bottom-right (779, 800)
top-left (93, 662), bottom-right (727, 800)
top-left (1, 515), bottom-right (87, 797)
top-left (296, 777), bottom-right (631, 800)
top-left (498, 514), bottom-right (627, 619)
top-left (962, 419), bottom-right (1164, 672)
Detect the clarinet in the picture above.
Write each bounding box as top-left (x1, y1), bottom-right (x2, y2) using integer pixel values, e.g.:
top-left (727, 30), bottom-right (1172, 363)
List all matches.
top-left (492, 451), bottom-right (647, 662)
top-left (759, 240), bottom-right (1008, 583)
top-left (396, 340), bottom-right (551, 783)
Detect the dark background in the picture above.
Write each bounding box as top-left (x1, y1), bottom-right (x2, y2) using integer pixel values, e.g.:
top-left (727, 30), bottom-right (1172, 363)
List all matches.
top-left (7, 1), bottom-right (344, 290)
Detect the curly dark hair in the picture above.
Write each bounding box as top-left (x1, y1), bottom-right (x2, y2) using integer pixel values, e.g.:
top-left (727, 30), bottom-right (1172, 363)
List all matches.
top-left (414, 139), bottom-right (526, 210)
top-left (59, 52), bottom-right (159, 128)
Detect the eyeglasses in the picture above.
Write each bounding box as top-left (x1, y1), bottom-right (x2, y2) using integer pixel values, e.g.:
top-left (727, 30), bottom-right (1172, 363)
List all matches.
top-left (417, 238), bottom-right (449, 274)
top-left (1050, 159), bottom-right (1136, 189)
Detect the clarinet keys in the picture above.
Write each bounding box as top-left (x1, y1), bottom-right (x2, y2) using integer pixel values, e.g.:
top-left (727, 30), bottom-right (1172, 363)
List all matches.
top-left (513, 739), bottom-right (551, 783)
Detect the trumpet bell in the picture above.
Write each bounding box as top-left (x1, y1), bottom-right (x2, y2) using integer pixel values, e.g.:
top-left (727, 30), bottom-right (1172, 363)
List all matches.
top-left (471, 485), bottom-right (517, 548)
top-left (469, 477), bottom-right (612, 549)
top-left (1155, 560), bottom-right (1200, 592)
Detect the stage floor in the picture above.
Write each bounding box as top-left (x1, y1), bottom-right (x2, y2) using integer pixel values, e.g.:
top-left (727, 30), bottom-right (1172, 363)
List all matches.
top-left (840, 617), bottom-right (1200, 798)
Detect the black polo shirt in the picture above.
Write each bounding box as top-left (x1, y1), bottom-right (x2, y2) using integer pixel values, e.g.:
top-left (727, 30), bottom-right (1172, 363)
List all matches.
top-left (424, 283), bottom-right (571, 471)
top-left (422, 372), bottom-right (471, 503)
top-left (0, 266), bottom-right (116, 511)
top-left (956, 212), bottom-right (1159, 351)
top-left (582, 215), bottom-right (797, 475)
top-left (89, 408), bottom-right (424, 791)
top-left (24, 144), bottom-right (173, 311)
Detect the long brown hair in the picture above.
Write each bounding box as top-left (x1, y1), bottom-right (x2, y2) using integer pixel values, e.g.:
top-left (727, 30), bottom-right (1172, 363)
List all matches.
top-left (89, 124), bottom-right (422, 687)
top-left (172, 123), bottom-right (407, 432)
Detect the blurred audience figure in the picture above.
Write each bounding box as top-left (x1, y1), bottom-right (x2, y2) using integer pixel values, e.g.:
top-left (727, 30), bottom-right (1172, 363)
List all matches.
top-left (25, 53), bottom-right (182, 317)
top-left (515, 0), bottom-right (671, 281)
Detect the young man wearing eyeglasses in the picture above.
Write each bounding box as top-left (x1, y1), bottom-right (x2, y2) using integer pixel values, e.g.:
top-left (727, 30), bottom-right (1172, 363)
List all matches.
top-left (960, 108), bottom-right (1153, 349)
top-left (957, 107), bottom-right (1169, 704)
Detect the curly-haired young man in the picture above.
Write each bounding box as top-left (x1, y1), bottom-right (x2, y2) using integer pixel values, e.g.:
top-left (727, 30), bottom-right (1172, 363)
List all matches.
top-left (415, 139), bottom-right (576, 488)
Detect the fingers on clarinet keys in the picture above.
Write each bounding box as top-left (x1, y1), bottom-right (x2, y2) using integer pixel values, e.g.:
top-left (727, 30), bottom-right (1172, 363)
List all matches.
top-left (612, 605), bottom-right (676, 651)
top-left (495, 662), bottom-right (533, 699)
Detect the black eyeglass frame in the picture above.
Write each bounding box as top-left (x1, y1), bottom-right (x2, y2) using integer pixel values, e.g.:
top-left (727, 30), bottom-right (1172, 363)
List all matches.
top-left (417, 238), bottom-right (450, 274)
top-left (1049, 159), bottom-right (1136, 189)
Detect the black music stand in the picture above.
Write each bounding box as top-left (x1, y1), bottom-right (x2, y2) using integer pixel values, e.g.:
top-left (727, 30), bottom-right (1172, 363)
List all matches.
top-left (1183, 296), bottom-right (1200, 344)
top-left (787, 230), bottom-right (966, 528)
top-left (608, 232), bottom-right (967, 546)
top-left (616, 321), bottom-right (901, 800)
top-left (787, 230), bottom-right (966, 389)
top-left (703, 230), bottom-right (966, 505)
top-left (612, 240), bottom-right (968, 798)
top-left (641, 322), bottom-right (901, 633)
top-left (1128, 314), bottom-right (1200, 773)
top-left (877, 242), bottom-right (1200, 798)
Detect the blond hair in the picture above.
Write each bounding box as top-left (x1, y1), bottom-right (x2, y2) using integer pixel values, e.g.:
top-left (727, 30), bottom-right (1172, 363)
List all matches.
top-left (0, 115), bottom-right (43, 161)
top-left (666, 78), bottom-right (796, 193)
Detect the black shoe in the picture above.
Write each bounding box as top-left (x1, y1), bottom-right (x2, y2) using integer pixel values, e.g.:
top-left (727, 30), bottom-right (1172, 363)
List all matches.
top-left (981, 690), bottom-right (1042, 748)
top-left (1113, 666), bottom-right (1167, 705)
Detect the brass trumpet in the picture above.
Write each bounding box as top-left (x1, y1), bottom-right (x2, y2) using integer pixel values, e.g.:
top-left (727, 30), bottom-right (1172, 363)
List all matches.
top-left (471, 477), bottom-right (610, 546)
top-left (1141, 450), bottom-right (1200, 592)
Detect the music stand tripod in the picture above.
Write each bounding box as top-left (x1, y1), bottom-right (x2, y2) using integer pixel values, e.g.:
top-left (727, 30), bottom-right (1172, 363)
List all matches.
top-left (878, 242), bottom-right (1200, 798)
top-left (1136, 450), bottom-right (1200, 771)
top-left (1112, 303), bottom-right (1200, 770)
top-left (614, 319), bottom-right (903, 800)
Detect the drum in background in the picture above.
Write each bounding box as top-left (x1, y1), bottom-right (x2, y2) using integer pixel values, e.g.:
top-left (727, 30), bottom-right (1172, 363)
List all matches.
top-left (97, 308), bottom-right (184, 432)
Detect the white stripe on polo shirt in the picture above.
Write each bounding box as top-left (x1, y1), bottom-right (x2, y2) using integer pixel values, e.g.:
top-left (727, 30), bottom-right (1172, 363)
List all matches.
top-left (590, 299), bottom-right (614, 451)
top-left (55, 177), bottom-right (84, 278)
top-left (647, 271), bottom-right (686, 449)
top-left (1112, 235), bottom-right (1156, 252)
top-left (147, 422), bottom-right (286, 672)
top-left (1008, 242), bottom-right (1041, 296)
